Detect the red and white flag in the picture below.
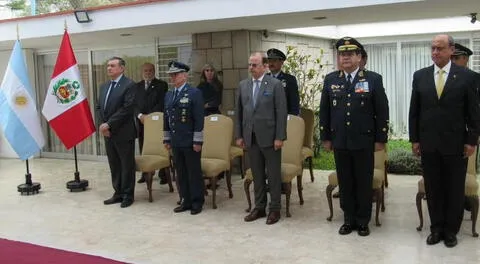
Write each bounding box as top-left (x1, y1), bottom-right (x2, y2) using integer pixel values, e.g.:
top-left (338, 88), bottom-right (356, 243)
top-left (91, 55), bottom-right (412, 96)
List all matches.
top-left (42, 30), bottom-right (95, 149)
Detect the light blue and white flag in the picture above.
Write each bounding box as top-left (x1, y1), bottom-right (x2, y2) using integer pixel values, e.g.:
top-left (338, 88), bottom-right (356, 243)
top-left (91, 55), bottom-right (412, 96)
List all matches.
top-left (0, 40), bottom-right (45, 160)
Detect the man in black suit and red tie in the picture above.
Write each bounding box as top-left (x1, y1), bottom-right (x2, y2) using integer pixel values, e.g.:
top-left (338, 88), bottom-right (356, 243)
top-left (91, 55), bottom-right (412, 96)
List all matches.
top-left (409, 34), bottom-right (480, 247)
top-left (135, 62), bottom-right (168, 184)
top-left (97, 56), bottom-right (137, 208)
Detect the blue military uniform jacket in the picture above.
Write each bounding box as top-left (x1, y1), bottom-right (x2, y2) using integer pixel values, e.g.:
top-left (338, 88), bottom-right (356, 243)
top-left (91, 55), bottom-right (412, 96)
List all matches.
top-left (163, 83), bottom-right (204, 148)
top-left (272, 71), bottom-right (300, 115)
top-left (319, 69), bottom-right (389, 150)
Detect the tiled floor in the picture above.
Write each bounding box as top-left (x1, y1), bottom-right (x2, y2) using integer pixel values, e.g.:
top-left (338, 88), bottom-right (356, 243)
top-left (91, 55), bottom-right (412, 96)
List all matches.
top-left (0, 158), bottom-right (478, 264)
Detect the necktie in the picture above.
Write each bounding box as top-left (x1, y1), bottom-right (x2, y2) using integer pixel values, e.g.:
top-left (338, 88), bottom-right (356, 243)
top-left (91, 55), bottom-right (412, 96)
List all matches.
top-left (347, 74), bottom-right (352, 84)
top-left (173, 89), bottom-right (179, 101)
top-left (104, 81), bottom-right (116, 110)
top-left (436, 69), bottom-right (445, 98)
top-left (145, 80), bottom-right (150, 90)
top-left (253, 80), bottom-right (260, 107)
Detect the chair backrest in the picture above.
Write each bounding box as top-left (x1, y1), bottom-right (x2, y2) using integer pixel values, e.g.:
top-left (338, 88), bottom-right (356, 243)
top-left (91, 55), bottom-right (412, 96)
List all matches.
top-left (142, 112), bottom-right (168, 157)
top-left (374, 148), bottom-right (386, 170)
top-left (300, 107), bottom-right (315, 149)
top-left (282, 115), bottom-right (305, 167)
top-left (467, 147), bottom-right (477, 175)
top-left (202, 114), bottom-right (233, 163)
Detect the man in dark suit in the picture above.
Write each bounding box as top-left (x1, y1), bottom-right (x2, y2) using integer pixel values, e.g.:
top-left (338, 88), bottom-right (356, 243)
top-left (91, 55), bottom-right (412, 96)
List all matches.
top-left (409, 34), bottom-right (480, 248)
top-left (163, 61), bottom-right (205, 215)
top-left (236, 52), bottom-right (287, 225)
top-left (97, 56), bottom-right (137, 208)
top-left (451, 43), bottom-right (480, 97)
top-left (319, 37), bottom-right (389, 237)
top-left (135, 62), bottom-right (169, 184)
top-left (267, 48), bottom-right (300, 115)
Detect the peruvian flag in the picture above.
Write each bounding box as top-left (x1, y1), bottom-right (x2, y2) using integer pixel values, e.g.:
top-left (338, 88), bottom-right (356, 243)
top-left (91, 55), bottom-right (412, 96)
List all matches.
top-left (42, 30), bottom-right (95, 149)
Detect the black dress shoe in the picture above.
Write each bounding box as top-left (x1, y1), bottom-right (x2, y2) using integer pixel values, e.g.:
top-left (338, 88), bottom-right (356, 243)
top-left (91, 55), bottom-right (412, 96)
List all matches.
top-left (426, 232), bottom-right (443, 245)
top-left (120, 199), bottom-right (134, 208)
top-left (190, 207), bottom-right (202, 215)
top-left (339, 224), bottom-right (355, 235)
top-left (174, 205), bottom-right (191, 213)
top-left (357, 225), bottom-right (370, 236)
top-left (103, 197), bottom-right (122, 205)
top-left (137, 175), bottom-right (146, 183)
top-left (444, 234), bottom-right (457, 248)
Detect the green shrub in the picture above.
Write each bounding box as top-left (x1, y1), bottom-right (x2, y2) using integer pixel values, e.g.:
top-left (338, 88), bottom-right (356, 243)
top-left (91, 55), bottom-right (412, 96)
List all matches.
top-left (311, 146), bottom-right (335, 170)
top-left (387, 148), bottom-right (422, 175)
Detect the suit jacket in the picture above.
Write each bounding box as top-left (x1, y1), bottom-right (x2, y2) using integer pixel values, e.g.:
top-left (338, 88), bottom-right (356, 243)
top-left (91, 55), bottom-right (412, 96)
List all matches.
top-left (319, 69), bottom-right (389, 150)
top-left (235, 74), bottom-right (287, 148)
top-left (97, 75), bottom-right (137, 141)
top-left (163, 83), bottom-right (204, 148)
top-left (135, 78), bottom-right (168, 115)
top-left (409, 63), bottom-right (480, 155)
top-left (272, 71), bottom-right (300, 115)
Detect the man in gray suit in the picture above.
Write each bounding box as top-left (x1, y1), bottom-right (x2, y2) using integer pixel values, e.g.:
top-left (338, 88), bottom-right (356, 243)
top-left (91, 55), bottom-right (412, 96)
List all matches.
top-left (235, 52), bottom-right (287, 225)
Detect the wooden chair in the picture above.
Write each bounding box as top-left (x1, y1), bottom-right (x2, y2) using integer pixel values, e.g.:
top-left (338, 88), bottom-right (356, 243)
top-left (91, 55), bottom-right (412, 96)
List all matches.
top-left (134, 112), bottom-right (174, 202)
top-left (416, 148), bottom-right (479, 237)
top-left (201, 114), bottom-right (234, 209)
top-left (300, 108), bottom-right (315, 182)
top-left (326, 149), bottom-right (387, 226)
top-left (244, 115), bottom-right (305, 217)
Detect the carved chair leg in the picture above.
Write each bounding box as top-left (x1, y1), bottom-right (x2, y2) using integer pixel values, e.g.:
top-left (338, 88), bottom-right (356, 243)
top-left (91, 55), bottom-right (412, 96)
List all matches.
top-left (384, 161), bottom-right (389, 188)
top-left (210, 177), bottom-right (217, 209)
top-left (416, 192), bottom-right (425, 231)
top-left (381, 183), bottom-right (385, 212)
top-left (374, 189), bottom-right (381, 226)
top-left (468, 195), bottom-right (479, 237)
top-left (244, 179), bottom-right (252, 212)
top-left (326, 184), bottom-right (336, 221)
top-left (307, 157), bottom-right (314, 182)
top-left (297, 174), bottom-right (304, 205)
top-left (146, 171), bottom-right (154, 203)
top-left (284, 182), bottom-right (292, 217)
top-left (166, 168), bottom-right (174, 193)
top-left (226, 170), bottom-right (233, 198)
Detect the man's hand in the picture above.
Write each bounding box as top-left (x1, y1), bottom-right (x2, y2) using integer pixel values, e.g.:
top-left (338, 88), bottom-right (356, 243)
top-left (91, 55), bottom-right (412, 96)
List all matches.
top-left (236, 138), bottom-right (245, 149)
top-left (274, 140), bottom-right (283, 150)
top-left (99, 123), bottom-right (110, 137)
top-left (164, 143), bottom-right (171, 150)
top-left (139, 115), bottom-right (145, 124)
top-left (375, 143), bottom-right (386, 151)
top-left (193, 144), bottom-right (202, 152)
top-left (464, 144), bottom-right (476, 158)
top-left (322, 140), bottom-right (332, 152)
top-left (412, 142), bottom-right (421, 156)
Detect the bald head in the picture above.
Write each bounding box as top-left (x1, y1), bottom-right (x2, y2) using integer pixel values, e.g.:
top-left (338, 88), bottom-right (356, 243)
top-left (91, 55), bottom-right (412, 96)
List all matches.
top-left (431, 34), bottom-right (455, 68)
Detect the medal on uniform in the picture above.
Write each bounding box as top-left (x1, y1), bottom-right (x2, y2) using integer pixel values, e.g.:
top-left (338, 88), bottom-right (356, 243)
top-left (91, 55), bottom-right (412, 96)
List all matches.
top-left (333, 99), bottom-right (337, 106)
top-left (180, 97), bottom-right (189, 103)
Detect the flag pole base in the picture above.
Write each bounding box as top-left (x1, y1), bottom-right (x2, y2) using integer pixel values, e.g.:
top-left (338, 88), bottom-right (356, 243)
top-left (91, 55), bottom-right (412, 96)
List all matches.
top-left (18, 171), bottom-right (41, 195)
top-left (66, 172), bottom-right (88, 192)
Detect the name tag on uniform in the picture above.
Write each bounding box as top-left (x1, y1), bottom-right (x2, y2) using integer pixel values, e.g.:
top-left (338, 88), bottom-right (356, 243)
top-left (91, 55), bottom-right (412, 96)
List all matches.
top-left (179, 97), bottom-right (189, 103)
top-left (355, 81), bottom-right (369, 93)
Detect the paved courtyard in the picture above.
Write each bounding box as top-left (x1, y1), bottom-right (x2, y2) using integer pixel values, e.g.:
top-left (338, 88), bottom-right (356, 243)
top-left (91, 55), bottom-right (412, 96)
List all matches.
top-left (0, 158), bottom-right (478, 264)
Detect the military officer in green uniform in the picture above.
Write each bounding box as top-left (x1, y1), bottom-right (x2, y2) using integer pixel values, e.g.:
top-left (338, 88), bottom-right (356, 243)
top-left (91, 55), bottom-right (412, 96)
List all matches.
top-left (319, 37), bottom-right (389, 236)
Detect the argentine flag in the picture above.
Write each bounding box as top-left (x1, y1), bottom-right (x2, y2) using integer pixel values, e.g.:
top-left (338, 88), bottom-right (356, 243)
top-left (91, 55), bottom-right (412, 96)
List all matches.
top-left (0, 40), bottom-right (45, 160)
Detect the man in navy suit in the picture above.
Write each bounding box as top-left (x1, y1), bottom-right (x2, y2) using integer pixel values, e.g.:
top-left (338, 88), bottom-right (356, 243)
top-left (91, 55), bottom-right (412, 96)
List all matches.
top-left (97, 56), bottom-right (137, 208)
top-left (163, 61), bottom-right (205, 215)
top-left (409, 34), bottom-right (480, 247)
top-left (267, 48), bottom-right (300, 115)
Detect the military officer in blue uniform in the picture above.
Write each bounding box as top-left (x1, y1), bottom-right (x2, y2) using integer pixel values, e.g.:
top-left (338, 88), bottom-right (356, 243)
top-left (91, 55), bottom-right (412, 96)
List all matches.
top-left (163, 61), bottom-right (205, 215)
top-left (319, 37), bottom-right (389, 236)
top-left (267, 48), bottom-right (300, 115)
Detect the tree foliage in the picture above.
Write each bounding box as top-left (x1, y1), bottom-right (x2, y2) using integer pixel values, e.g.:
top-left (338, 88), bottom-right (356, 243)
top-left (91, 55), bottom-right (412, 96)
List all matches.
top-left (6, 0), bottom-right (136, 15)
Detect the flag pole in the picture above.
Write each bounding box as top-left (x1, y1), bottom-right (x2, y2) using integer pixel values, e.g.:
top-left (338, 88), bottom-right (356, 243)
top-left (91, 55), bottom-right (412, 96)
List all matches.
top-left (17, 159), bottom-right (41, 195)
top-left (66, 146), bottom-right (89, 191)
